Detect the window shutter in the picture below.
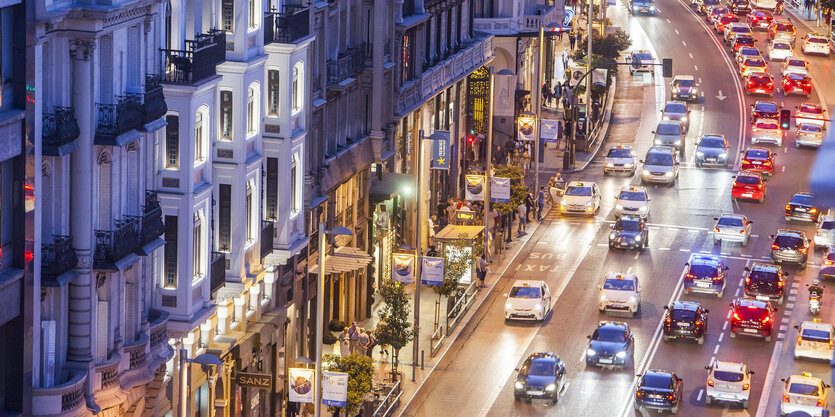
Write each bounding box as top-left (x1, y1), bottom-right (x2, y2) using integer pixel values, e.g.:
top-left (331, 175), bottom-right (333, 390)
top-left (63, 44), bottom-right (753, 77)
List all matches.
top-left (98, 162), bottom-right (112, 230)
top-left (125, 280), bottom-right (137, 343)
top-left (127, 151), bottom-right (139, 215)
top-left (41, 320), bottom-right (56, 388)
top-left (100, 36), bottom-right (113, 102)
top-left (42, 168), bottom-right (53, 239)
top-left (96, 300), bottom-right (110, 363)
top-left (127, 27), bottom-right (140, 91)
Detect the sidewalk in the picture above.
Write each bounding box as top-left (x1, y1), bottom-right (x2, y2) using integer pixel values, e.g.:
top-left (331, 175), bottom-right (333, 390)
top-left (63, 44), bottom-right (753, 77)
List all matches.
top-left (783, 0), bottom-right (828, 29)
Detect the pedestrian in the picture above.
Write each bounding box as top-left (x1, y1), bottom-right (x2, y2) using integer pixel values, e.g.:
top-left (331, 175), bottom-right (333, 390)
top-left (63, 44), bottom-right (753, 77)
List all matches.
top-left (569, 31), bottom-right (577, 50)
top-left (525, 192), bottom-right (535, 222)
top-left (445, 198), bottom-right (456, 224)
top-left (363, 329), bottom-right (375, 359)
top-left (554, 81), bottom-right (562, 102)
top-left (476, 253), bottom-right (489, 287)
top-left (375, 321), bottom-right (389, 356)
top-left (287, 399), bottom-right (299, 417)
top-left (537, 186), bottom-right (547, 221)
top-left (541, 82), bottom-right (550, 105)
top-left (522, 147), bottom-right (531, 174)
top-left (348, 321), bottom-right (361, 354)
top-left (357, 330), bottom-right (370, 355)
top-left (339, 327), bottom-right (351, 356)
top-left (301, 402), bottom-right (314, 417)
top-left (428, 215), bottom-right (437, 246)
top-left (493, 144), bottom-right (505, 166)
top-left (517, 201), bottom-right (528, 235)
top-left (592, 99), bottom-right (601, 126)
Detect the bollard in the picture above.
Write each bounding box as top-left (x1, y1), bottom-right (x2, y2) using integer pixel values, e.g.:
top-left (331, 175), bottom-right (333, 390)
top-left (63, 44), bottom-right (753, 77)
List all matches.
top-left (421, 350), bottom-right (425, 370)
top-left (411, 361), bottom-right (415, 382)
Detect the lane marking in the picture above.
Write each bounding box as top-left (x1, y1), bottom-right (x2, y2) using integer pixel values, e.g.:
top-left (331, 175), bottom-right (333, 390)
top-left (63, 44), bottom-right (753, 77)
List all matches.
top-left (666, 18), bottom-right (672, 23)
top-left (785, 303), bottom-right (794, 309)
top-left (689, 52), bottom-right (694, 59)
top-left (697, 388), bottom-right (704, 402)
top-left (682, 40), bottom-right (687, 46)
top-left (723, 320), bottom-right (729, 330)
top-left (726, 310), bottom-right (732, 319)
top-left (680, 248), bottom-right (691, 252)
top-left (694, 64), bottom-right (699, 71)
top-left (713, 344), bottom-right (721, 354)
top-left (735, 288), bottom-right (740, 297)
top-left (675, 29), bottom-right (681, 35)
top-left (659, 247), bottom-right (671, 251)
top-left (718, 332), bottom-right (724, 342)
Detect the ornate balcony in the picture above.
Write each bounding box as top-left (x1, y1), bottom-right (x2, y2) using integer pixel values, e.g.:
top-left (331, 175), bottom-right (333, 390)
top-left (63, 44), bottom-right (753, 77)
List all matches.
top-left (123, 334), bottom-right (148, 371)
top-left (130, 191), bottom-right (165, 254)
top-left (211, 251), bottom-right (227, 294)
top-left (148, 309), bottom-right (170, 355)
top-left (32, 370), bottom-right (87, 416)
top-left (264, 5), bottom-right (310, 44)
top-left (161, 30), bottom-right (226, 85)
top-left (42, 106), bottom-right (80, 156)
top-left (94, 218), bottom-right (141, 270)
top-left (141, 74), bottom-right (168, 126)
top-left (260, 220), bottom-right (274, 260)
top-left (94, 94), bottom-right (143, 146)
top-left (42, 235), bottom-right (79, 286)
top-left (327, 43), bottom-right (367, 86)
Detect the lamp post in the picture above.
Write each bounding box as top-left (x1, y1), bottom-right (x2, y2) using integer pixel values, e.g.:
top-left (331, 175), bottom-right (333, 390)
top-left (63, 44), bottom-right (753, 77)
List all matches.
top-left (484, 68), bottom-right (516, 261)
top-left (177, 350), bottom-right (223, 417)
top-left (534, 21), bottom-right (563, 195)
top-left (315, 224), bottom-right (354, 417)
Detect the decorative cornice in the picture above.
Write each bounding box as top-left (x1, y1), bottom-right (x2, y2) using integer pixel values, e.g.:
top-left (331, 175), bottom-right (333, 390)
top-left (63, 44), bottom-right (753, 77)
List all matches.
top-left (69, 38), bottom-right (96, 61)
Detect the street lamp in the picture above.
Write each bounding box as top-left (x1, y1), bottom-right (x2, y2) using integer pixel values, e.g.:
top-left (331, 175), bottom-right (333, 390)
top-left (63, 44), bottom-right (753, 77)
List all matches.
top-left (484, 68), bottom-right (515, 262)
top-left (315, 224), bottom-right (354, 417)
top-left (534, 21), bottom-right (563, 196)
top-left (177, 350), bottom-right (223, 417)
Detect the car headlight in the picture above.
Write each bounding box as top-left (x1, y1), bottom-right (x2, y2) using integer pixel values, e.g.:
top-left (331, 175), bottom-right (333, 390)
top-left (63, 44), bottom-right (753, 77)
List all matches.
top-left (616, 351), bottom-right (627, 359)
top-left (616, 204), bottom-right (624, 210)
top-left (696, 151), bottom-right (704, 157)
top-left (534, 303), bottom-right (543, 311)
top-left (515, 381), bottom-right (524, 389)
top-left (605, 162), bottom-right (614, 167)
top-left (629, 296), bottom-right (637, 304)
top-left (643, 169), bottom-right (651, 176)
top-left (600, 294), bottom-right (607, 302)
top-left (624, 163), bottom-right (634, 168)
top-left (665, 171), bottom-right (674, 177)
top-left (609, 232), bottom-right (617, 239)
top-left (681, 116), bottom-right (688, 123)
top-left (545, 383), bottom-right (557, 391)
top-left (673, 87), bottom-right (680, 93)
top-left (692, 87), bottom-right (698, 93)
top-left (506, 302), bottom-right (513, 310)
top-left (719, 152), bottom-right (728, 159)
top-left (639, 206), bottom-right (648, 212)
top-left (650, 5), bottom-right (655, 9)
top-left (663, 116), bottom-right (670, 120)
top-left (586, 348), bottom-right (597, 356)
top-left (634, 235), bottom-right (642, 242)
top-left (674, 140), bottom-right (682, 146)
top-left (586, 201), bottom-right (593, 206)
top-left (654, 139), bottom-right (662, 145)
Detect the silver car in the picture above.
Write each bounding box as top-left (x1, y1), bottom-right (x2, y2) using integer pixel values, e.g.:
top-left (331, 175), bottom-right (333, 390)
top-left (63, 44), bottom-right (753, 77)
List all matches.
top-left (662, 101), bottom-right (691, 132)
top-left (653, 120), bottom-right (686, 155)
top-left (641, 146), bottom-right (680, 184)
top-left (713, 214), bottom-right (753, 246)
top-left (796, 123), bottom-right (824, 148)
top-left (816, 216), bottom-right (835, 249)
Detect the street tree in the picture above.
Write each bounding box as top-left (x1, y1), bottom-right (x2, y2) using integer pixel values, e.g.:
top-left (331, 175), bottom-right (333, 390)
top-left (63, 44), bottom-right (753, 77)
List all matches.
top-left (375, 279), bottom-right (414, 375)
top-left (323, 353), bottom-right (374, 417)
top-left (491, 164), bottom-right (527, 215)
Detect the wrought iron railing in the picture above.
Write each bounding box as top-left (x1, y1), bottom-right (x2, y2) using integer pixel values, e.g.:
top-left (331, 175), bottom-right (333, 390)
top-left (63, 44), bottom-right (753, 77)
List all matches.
top-left (260, 220), bottom-right (274, 260)
top-left (142, 74), bottom-right (167, 124)
top-left (161, 30), bottom-right (226, 84)
top-left (264, 6), bottom-right (310, 44)
top-left (94, 218), bottom-right (141, 268)
top-left (94, 94), bottom-right (143, 144)
top-left (327, 43), bottom-right (367, 85)
top-left (42, 107), bottom-right (80, 152)
top-left (42, 235), bottom-right (78, 278)
top-left (140, 191), bottom-right (164, 245)
top-left (211, 251), bottom-right (227, 294)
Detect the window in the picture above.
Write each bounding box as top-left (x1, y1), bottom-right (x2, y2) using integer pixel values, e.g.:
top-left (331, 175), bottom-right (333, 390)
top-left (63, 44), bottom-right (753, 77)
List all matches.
top-left (292, 63), bottom-right (303, 114)
top-left (291, 153), bottom-right (300, 215)
top-left (97, 155), bottom-right (112, 230)
top-left (220, 91), bottom-right (233, 140)
top-left (401, 33), bottom-right (412, 83)
top-left (248, 0), bottom-right (257, 29)
top-left (268, 70), bottom-right (279, 116)
top-left (424, 17), bottom-right (432, 64)
top-left (222, 0), bottom-right (234, 33)
top-left (194, 109), bottom-right (206, 164)
top-left (246, 85), bottom-right (256, 136)
top-left (266, 158), bottom-right (278, 220)
top-left (165, 116), bottom-right (179, 168)
top-left (193, 212), bottom-right (203, 281)
top-left (164, 215), bottom-right (178, 288)
top-left (218, 185), bottom-right (231, 251)
top-left (245, 181), bottom-right (253, 242)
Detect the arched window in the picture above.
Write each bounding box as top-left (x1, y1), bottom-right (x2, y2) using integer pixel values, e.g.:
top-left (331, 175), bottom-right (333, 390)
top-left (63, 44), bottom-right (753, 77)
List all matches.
top-left (292, 62), bottom-right (304, 114)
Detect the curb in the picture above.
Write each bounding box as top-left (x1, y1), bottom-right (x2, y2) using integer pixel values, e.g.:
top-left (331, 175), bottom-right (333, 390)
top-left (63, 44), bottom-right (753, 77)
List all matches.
top-left (569, 72), bottom-right (619, 172)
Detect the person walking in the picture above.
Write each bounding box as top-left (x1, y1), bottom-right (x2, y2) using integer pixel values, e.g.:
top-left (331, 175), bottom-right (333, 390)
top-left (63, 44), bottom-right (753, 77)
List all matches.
top-left (338, 327), bottom-right (351, 356)
top-left (569, 31), bottom-right (577, 50)
top-left (516, 201), bottom-right (528, 236)
top-left (525, 192), bottom-right (535, 222)
top-left (537, 186), bottom-right (547, 221)
top-left (357, 330), bottom-right (370, 355)
top-left (541, 82), bottom-right (550, 106)
top-left (592, 99), bottom-right (601, 126)
top-left (476, 253), bottom-right (489, 287)
top-left (362, 329), bottom-right (375, 359)
top-left (348, 321), bottom-right (361, 354)
top-left (522, 147), bottom-right (531, 174)
top-left (554, 81), bottom-right (562, 104)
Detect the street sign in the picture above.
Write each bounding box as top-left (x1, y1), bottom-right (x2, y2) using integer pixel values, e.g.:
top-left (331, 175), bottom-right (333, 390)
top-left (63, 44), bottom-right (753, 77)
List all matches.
top-left (430, 131), bottom-right (451, 170)
top-left (237, 372), bottom-right (273, 389)
top-left (562, 10), bottom-right (575, 27)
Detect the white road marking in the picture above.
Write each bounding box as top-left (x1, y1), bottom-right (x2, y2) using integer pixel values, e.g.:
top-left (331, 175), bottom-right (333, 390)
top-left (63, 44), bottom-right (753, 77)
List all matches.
top-left (735, 288), bottom-right (740, 297)
top-left (597, 243), bottom-right (608, 247)
top-left (659, 247), bottom-right (671, 251)
top-left (718, 332), bottom-right (724, 342)
top-left (689, 52), bottom-right (693, 58)
top-left (694, 64), bottom-right (699, 71)
top-left (666, 18), bottom-right (672, 23)
top-left (697, 388), bottom-right (704, 402)
top-left (784, 147), bottom-right (788, 152)
top-left (726, 310), bottom-right (732, 319)
top-left (788, 296), bottom-right (796, 302)
top-left (710, 357), bottom-right (715, 366)
top-left (782, 317), bottom-right (791, 323)
top-left (683, 40), bottom-right (687, 46)
top-left (779, 324), bottom-right (788, 332)
top-left (675, 29), bottom-right (680, 34)
top-left (778, 332), bottom-right (785, 339)
top-left (723, 320), bottom-right (729, 330)
top-left (756, 339), bottom-right (785, 417)
top-left (785, 303), bottom-right (794, 309)
top-left (741, 254), bottom-right (752, 257)
top-left (634, 252), bottom-right (640, 259)
top-left (627, 267), bottom-right (633, 274)
top-left (713, 344), bottom-right (720, 354)
top-left (680, 248), bottom-right (691, 252)
top-left (698, 77), bottom-right (703, 84)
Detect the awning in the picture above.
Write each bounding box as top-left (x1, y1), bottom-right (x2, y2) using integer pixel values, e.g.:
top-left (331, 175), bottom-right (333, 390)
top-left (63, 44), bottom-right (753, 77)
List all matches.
top-left (434, 225), bottom-right (485, 242)
top-left (308, 246), bottom-right (373, 275)
top-left (370, 172), bottom-right (414, 202)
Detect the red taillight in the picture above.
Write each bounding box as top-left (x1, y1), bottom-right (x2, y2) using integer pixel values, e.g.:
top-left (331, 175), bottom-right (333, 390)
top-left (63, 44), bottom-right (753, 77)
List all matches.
top-left (714, 227), bottom-right (721, 233)
top-left (772, 244), bottom-right (780, 250)
top-left (817, 399), bottom-right (824, 407)
top-left (667, 394), bottom-right (675, 401)
top-left (783, 394), bottom-right (790, 403)
top-left (778, 280), bottom-right (784, 287)
top-left (733, 312), bottom-right (742, 320)
top-left (708, 379), bottom-right (715, 387)
top-left (743, 383), bottom-right (750, 390)
top-left (763, 315), bottom-right (771, 324)
top-left (829, 339), bottom-right (833, 348)
top-left (763, 161), bottom-right (772, 166)
top-left (695, 320), bottom-right (704, 326)
top-left (686, 273), bottom-right (695, 279)
top-left (786, 204), bottom-right (792, 210)
top-left (811, 208), bottom-right (818, 213)
top-left (746, 277), bottom-right (751, 284)
top-left (665, 316), bottom-right (672, 324)
top-left (740, 229), bottom-right (746, 234)
top-left (757, 184), bottom-right (763, 189)
top-left (742, 160), bottom-right (751, 165)
top-left (636, 391), bottom-right (643, 397)
top-left (799, 247), bottom-right (808, 254)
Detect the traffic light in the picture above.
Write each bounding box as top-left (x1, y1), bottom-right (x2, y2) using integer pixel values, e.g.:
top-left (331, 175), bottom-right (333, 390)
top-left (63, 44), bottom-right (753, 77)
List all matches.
top-left (662, 58), bottom-right (673, 78)
top-left (780, 109), bottom-right (791, 129)
top-left (466, 135), bottom-right (475, 144)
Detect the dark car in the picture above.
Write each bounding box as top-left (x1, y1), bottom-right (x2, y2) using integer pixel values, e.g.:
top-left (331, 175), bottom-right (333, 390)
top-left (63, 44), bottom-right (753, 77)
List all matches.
top-left (698, 0), bottom-right (722, 14)
top-left (748, 9), bottom-right (773, 29)
top-left (750, 100), bottom-right (780, 122)
top-left (513, 352), bottom-right (567, 403)
top-left (785, 192), bottom-right (820, 222)
top-left (586, 321), bottom-right (634, 368)
top-left (684, 254), bottom-right (729, 297)
top-left (770, 229), bottom-right (811, 268)
top-left (662, 301), bottom-right (709, 344)
top-left (608, 215), bottom-right (649, 250)
top-left (730, 298), bottom-right (776, 341)
top-left (635, 370), bottom-right (684, 413)
top-left (728, 0), bottom-right (751, 14)
top-left (744, 262), bottom-right (787, 304)
top-left (733, 34), bottom-right (757, 52)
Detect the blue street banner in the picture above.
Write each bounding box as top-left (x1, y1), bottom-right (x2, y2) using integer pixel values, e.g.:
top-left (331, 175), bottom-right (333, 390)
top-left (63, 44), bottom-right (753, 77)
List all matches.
top-left (421, 256), bottom-right (444, 286)
top-left (430, 131), bottom-right (451, 170)
top-left (562, 9), bottom-right (575, 27)
top-left (322, 371), bottom-right (349, 407)
top-left (392, 253), bottom-right (415, 283)
top-left (491, 177), bottom-right (511, 203)
top-left (540, 120), bottom-right (561, 143)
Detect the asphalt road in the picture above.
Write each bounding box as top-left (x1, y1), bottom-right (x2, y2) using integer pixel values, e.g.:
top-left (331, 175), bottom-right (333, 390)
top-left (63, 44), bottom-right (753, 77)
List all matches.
top-left (400, 0), bottom-right (832, 415)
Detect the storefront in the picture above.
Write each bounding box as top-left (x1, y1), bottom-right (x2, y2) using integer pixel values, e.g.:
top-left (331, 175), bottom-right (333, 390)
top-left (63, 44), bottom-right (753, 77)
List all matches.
top-left (433, 225), bottom-right (485, 285)
top-left (308, 246), bottom-right (373, 325)
top-left (369, 172), bottom-right (414, 294)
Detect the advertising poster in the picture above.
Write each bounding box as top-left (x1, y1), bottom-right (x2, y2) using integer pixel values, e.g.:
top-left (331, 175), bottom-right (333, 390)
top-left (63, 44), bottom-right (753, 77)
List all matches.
top-left (593, 68), bottom-right (608, 86)
top-left (518, 116), bottom-right (536, 141)
top-left (288, 368), bottom-right (315, 403)
top-left (540, 120), bottom-right (561, 144)
top-left (392, 253), bottom-right (415, 283)
top-left (322, 371), bottom-right (349, 407)
top-left (421, 256), bottom-right (444, 286)
top-left (490, 177), bottom-right (511, 203)
top-left (465, 174), bottom-right (485, 201)
top-left (430, 131), bottom-right (451, 170)
top-left (446, 246), bottom-right (473, 285)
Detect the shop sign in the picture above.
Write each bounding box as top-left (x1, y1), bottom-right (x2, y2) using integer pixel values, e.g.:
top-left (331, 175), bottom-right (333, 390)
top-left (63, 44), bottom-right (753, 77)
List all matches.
top-left (236, 372), bottom-right (273, 389)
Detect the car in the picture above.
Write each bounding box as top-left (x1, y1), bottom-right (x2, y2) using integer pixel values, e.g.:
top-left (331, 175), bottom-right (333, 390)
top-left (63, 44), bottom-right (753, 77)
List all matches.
top-left (707, 5), bottom-right (730, 21)
top-left (663, 301), bottom-right (709, 343)
top-left (585, 321), bottom-right (634, 368)
top-left (815, 216), bottom-right (835, 248)
top-left (608, 215), bottom-right (649, 250)
top-left (629, 0), bottom-right (657, 15)
top-left (785, 192), bottom-right (820, 222)
top-left (744, 72), bottom-right (774, 96)
top-left (744, 262), bottom-right (787, 304)
top-left (740, 56), bottom-right (768, 77)
top-left (736, 46), bottom-right (761, 65)
top-left (751, 0), bottom-right (780, 12)
top-left (714, 213), bottom-right (753, 245)
top-left (796, 123), bottom-right (824, 148)
top-left (598, 272), bottom-right (642, 315)
top-left (732, 34), bottom-right (757, 52)
top-left (822, 245), bottom-right (835, 266)
top-left (604, 145), bottom-right (638, 175)
top-left (794, 320), bottom-right (835, 361)
top-left (725, 23), bottom-right (753, 45)
top-left (641, 146), bottom-right (680, 184)
top-left (732, 171), bottom-right (766, 202)
top-left (699, 0), bottom-right (722, 15)
top-left (780, 373), bottom-right (830, 417)
top-left (653, 120), bottom-right (686, 153)
top-left (781, 56), bottom-right (809, 76)
top-left (684, 254), bottom-right (729, 297)
top-left (558, 181), bottom-right (601, 216)
top-left (768, 20), bottom-right (797, 44)
top-left (513, 352), bottom-right (567, 403)
top-left (727, 0), bottom-right (751, 14)
top-left (715, 13), bottom-right (740, 32)
top-left (671, 75), bottom-right (699, 102)
top-left (729, 298), bottom-right (776, 341)
top-left (705, 361), bottom-right (754, 408)
top-left (748, 9), bottom-right (773, 29)
top-left (505, 280), bottom-right (552, 321)
top-left (741, 147), bottom-right (776, 177)
top-left (768, 40), bottom-right (793, 61)
top-left (796, 103), bottom-right (826, 128)
top-left (751, 118), bottom-right (782, 146)
top-left (782, 72), bottom-right (812, 97)
top-left (751, 100), bottom-right (780, 120)
top-left (695, 134), bottom-right (731, 166)
top-left (801, 32), bottom-right (831, 56)
top-left (661, 101), bottom-right (691, 132)
top-left (614, 186), bottom-right (650, 218)
top-left (627, 50), bottom-right (655, 75)
top-left (770, 229), bottom-right (812, 268)
top-left (634, 370), bottom-right (684, 413)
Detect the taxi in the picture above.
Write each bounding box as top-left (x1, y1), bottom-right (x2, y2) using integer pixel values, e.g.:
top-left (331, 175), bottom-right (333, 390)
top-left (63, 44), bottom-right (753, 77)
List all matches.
top-left (684, 254), bottom-right (729, 297)
top-left (604, 145), bottom-right (638, 175)
top-left (505, 280), bottom-right (552, 322)
top-left (598, 272), bottom-right (642, 316)
top-left (768, 40), bottom-right (793, 61)
top-left (796, 103), bottom-right (826, 128)
top-left (781, 56), bottom-right (809, 76)
top-left (558, 181), bottom-right (601, 216)
top-left (794, 320), bottom-right (835, 361)
top-left (751, 118), bottom-right (782, 147)
top-left (801, 32), bottom-right (831, 56)
top-left (740, 146), bottom-right (775, 177)
top-left (782, 72), bottom-right (812, 97)
top-left (744, 72), bottom-right (774, 96)
top-left (740, 56), bottom-right (768, 77)
top-left (705, 361), bottom-right (753, 408)
top-left (614, 186), bottom-right (650, 218)
top-left (732, 171), bottom-right (766, 202)
top-left (715, 13), bottom-right (740, 32)
top-left (796, 123), bottom-right (824, 148)
top-left (736, 46), bottom-right (761, 65)
top-left (780, 372), bottom-right (830, 417)
top-left (627, 50), bottom-right (655, 75)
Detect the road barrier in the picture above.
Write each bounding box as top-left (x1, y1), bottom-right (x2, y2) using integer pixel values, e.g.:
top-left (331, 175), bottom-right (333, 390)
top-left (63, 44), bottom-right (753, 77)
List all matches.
top-left (445, 280), bottom-right (479, 334)
top-left (371, 380), bottom-right (402, 417)
top-left (429, 325), bottom-right (445, 357)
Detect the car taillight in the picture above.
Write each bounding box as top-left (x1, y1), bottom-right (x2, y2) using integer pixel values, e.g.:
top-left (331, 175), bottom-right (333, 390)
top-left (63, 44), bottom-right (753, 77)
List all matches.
top-left (742, 160), bottom-right (751, 165)
top-left (743, 383), bottom-right (750, 390)
top-left (785, 204), bottom-right (792, 210)
top-left (817, 399), bottom-right (824, 407)
top-left (665, 316), bottom-right (671, 324)
top-left (817, 228), bottom-right (822, 235)
top-left (667, 394), bottom-right (675, 401)
top-left (799, 247), bottom-right (807, 254)
top-left (740, 229), bottom-right (746, 234)
top-left (695, 320), bottom-right (704, 326)
top-left (714, 227), bottom-right (721, 233)
top-left (636, 391), bottom-right (643, 397)
top-left (686, 273), bottom-right (695, 279)
top-left (757, 184), bottom-right (763, 189)
top-left (746, 277), bottom-right (751, 284)
top-left (778, 280), bottom-right (784, 287)
top-left (733, 311), bottom-right (741, 320)
top-left (772, 244), bottom-right (780, 250)
top-left (708, 379), bottom-right (714, 387)
top-left (829, 339), bottom-right (833, 348)
top-left (763, 316), bottom-right (771, 324)
top-left (783, 394), bottom-right (790, 403)
top-left (811, 208), bottom-right (818, 213)
top-left (713, 276), bottom-right (722, 281)
top-left (763, 161), bottom-right (772, 166)
top-left (797, 335), bottom-right (803, 344)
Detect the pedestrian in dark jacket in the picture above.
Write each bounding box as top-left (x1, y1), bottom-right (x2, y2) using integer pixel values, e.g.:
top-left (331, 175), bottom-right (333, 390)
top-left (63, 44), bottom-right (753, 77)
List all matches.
top-left (554, 81), bottom-right (562, 102)
top-left (569, 31), bottom-right (577, 50)
top-left (592, 100), bottom-right (601, 125)
top-left (525, 193), bottom-right (535, 222)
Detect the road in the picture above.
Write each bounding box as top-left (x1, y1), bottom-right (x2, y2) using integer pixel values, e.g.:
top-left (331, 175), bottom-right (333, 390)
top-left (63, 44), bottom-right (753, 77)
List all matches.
top-left (400, 0), bottom-right (832, 415)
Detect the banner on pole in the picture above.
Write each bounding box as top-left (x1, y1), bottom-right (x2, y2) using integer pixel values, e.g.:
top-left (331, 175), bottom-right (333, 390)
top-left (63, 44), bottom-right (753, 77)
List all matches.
top-left (490, 177), bottom-right (511, 203)
top-left (518, 117), bottom-right (536, 141)
top-left (392, 253), bottom-right (415, 283)
top-left (421, 256), bottom-right (444, 286)
top-left (465, 174), bottom-right (485, 201)
top-left (430, 131), bottom-right (451, 170)
top-left (593, 68), bottom-right (608, 86)
top-left (540, 120), bottom-right (561, 143)
top-left (288, 368), bottom-right (315, 403)
top-left (322, 371), bottom-right (349, 407)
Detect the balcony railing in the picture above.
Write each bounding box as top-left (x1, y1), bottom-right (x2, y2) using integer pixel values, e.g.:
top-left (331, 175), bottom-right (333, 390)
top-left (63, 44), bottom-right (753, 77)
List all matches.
top-left (264, 6), bottom-right (310, 44)
top-left (327, 43), bottom-right (367, 86)
top-left (32, 371), bottom-right (87, 416)
top-left (42, 106), bottom-right (80, 155)
top-left (148, 309), bottom-right (169, 353)
top-left (260, 220), bottom-right (274, 260)
top-left (95, 353), bottom-right (121, 391)
top-left (161, 30), bottom-right (226, 85)
top-left (123, 334), bottom-right (148, 370)
top-left (141, 74), bottom-right (168, 125)
top-left (140, 191), bottom-right (164, 245)
top-left (94, 94), bottom-right (143, 145)
top-left (211, 251), bottom-right (227, 294)
top-left (42, 235), bottom-right (78, 279)
top-left (94, 218), bottom-right (141, 269)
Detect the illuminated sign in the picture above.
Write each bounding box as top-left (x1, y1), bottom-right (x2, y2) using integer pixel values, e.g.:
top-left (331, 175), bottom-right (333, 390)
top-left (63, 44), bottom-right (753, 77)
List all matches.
top-left (236, 372), bottom-right (273, 389)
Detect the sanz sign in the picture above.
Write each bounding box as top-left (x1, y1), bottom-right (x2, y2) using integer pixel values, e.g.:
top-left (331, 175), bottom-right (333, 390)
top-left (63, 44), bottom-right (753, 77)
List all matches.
top-left (236, 372), bottom-right (273, 389)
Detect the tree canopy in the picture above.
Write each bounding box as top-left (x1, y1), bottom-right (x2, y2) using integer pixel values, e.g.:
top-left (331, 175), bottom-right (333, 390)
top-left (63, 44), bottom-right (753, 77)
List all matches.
top-left (323, 354), bottom-right (374, 416)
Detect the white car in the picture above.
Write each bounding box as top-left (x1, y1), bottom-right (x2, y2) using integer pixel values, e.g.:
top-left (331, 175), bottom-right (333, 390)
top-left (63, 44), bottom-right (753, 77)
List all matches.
top-left (768, 41), bottom-right (793, 61)
top-left (823, 245), bottom-right (835, 266)
top-left (782, 56), bottom-right (809, 76)
top-left (604, 145), bottom-right (638, 175)
top-left (816, 216), bottom-right (835, 248)
top-left (615, 186), bottom-right (650, 219)
top-left (780, 373), bottom-right (830, 417)
top-left (751, 118), bottom-right (782, 146)
top-left (796, 103), bottom-right (827, 128)
top-left (627, 50), bottom-right (655, 75)
top-left (724, 23), bottom-right (752, 44)
top-left (713, 213), bottom-right (752, 245)
top-left (751, 0), bottom-right (778, 11)
top-left (705, 361), bottom-right (753, 408)
top-left (505, 280), bottom-right (551, 321)
top-left (794, 320), bottom-right (835, 361)
top-left (801, 33), bottom-right (831, 56)
top-left (558, 181), bottom-right (601, 216)
top-left (598, 273), bottom-right (641, 316)
top-left (796, 123), bottom-right (824, 148)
